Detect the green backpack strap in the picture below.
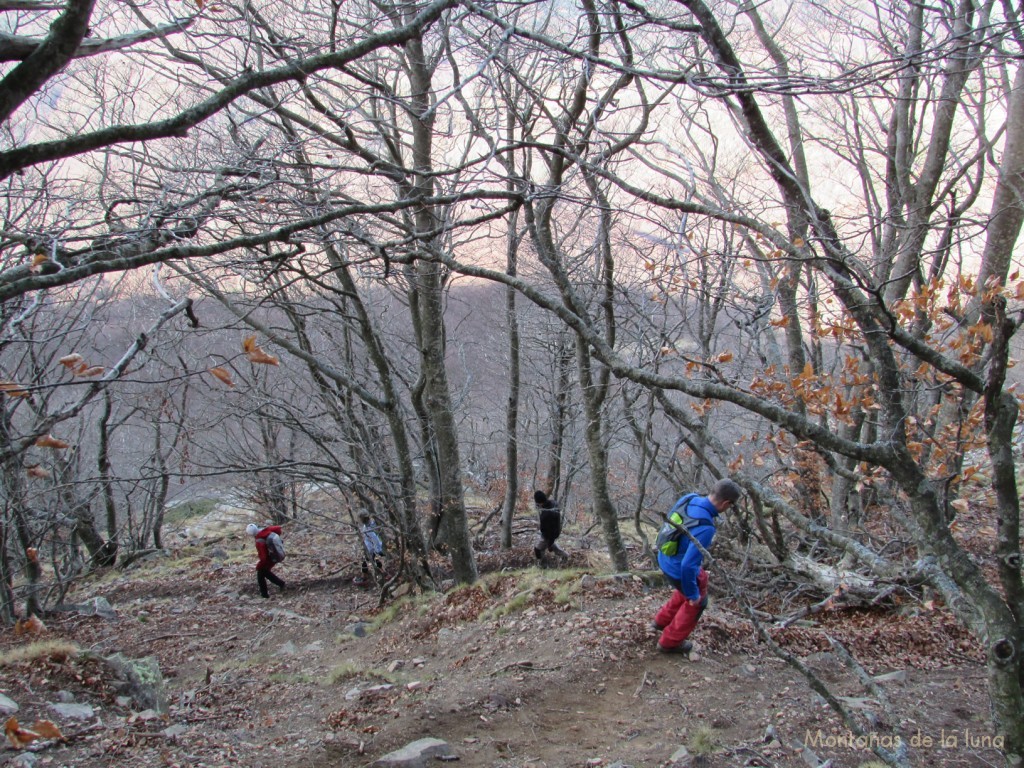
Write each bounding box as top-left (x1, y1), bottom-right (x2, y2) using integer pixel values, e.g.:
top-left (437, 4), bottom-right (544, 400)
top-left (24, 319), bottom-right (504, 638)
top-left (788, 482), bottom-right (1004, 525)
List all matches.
top-left (658, 494), bottom-right (701, 556)
top-left (668, 494), bottom-right (714, 538)
top-left (667, 493), bottom-right (697, 528)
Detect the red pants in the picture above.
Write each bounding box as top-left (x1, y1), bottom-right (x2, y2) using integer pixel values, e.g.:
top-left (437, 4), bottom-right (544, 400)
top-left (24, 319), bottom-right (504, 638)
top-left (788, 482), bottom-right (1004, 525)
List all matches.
top-left (655, 568), bottom-right (708, 648)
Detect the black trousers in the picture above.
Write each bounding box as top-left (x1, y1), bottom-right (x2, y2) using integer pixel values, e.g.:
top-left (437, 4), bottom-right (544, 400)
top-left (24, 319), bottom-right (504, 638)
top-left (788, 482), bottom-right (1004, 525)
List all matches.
top-left (257, 567), bottom-right (285, 597)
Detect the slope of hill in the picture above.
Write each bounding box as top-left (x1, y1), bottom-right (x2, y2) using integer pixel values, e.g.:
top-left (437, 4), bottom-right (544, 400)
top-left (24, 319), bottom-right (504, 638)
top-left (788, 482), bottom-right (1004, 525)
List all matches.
top-left (0, 520), bottom-right (995, 768)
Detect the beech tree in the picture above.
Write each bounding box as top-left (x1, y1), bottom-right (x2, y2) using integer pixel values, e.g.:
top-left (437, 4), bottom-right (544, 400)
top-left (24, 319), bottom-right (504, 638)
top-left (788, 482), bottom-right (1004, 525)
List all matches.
top-left (1, 0), bottom-right (1023, 760)
top-left (429, 0), bottom-right (1024, 762)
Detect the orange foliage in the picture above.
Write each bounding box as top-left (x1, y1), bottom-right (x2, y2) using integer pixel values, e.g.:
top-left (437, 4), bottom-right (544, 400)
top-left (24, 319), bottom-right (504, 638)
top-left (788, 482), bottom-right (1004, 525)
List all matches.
top-left (5, 717), bottom-right (63, 749)
top-left (0, 382), bottom-right (29, 398)
top-left (208, 367), bottom-right (235, 388)
top-left (13, 615), bottom-right (45, 637)
top-left (34, 434), bottom-right (69, 450)
top-left (58, 353), bottom-right (105, 377)
top-left (243, 335), bottom-right (279, 366)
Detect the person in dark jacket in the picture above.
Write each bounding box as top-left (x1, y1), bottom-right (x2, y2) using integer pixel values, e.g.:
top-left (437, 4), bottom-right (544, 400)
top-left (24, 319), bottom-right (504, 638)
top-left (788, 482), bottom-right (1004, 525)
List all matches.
top-left (654, 478), bottom-right (741, 655)
top-left (247, 523), bottom-right (286, 598)
top-left (533, 490), bottom-right (568, 563)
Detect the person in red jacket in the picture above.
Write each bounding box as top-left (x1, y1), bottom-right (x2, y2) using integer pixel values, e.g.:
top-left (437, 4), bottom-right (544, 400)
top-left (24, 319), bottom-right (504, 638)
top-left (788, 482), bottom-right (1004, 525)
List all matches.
top-left (246, 523), bottom-right (286, 598)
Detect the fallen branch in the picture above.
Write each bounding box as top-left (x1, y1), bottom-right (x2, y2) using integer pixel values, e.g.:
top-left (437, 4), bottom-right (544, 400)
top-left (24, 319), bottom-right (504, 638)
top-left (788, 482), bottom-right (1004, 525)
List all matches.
top-left (679, 526), bottom-right (911, 768)
top-left (777, 587), bottom-right (851, 628)
top-left (633, 670), bottom-right (650, 698)
top-left (489, 660), bottom-right (564, 676)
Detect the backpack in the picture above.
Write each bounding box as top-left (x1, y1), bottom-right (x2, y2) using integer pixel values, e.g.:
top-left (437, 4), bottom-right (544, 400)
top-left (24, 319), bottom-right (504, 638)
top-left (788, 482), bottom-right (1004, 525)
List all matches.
top-left (655, 494), bottom-right (711, 556)
top-left (264, 531), bottom-right (286, 564)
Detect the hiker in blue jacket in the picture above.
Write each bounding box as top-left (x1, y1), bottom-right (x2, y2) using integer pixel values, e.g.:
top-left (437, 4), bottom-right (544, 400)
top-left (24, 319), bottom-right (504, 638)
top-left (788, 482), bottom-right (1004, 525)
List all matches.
top-left (654, 478), bottom-right (741, 655)
top-left (354, 511), bottom-right (385, 586)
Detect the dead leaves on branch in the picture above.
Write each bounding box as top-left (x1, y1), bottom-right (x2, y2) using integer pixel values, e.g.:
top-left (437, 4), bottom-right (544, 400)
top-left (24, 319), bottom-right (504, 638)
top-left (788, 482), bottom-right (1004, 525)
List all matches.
top-left (1, 353), bottom-right (104, 401)
top-left (58, 353), bottom-right (105, 378)
top-left (242, 335), bottom-right (279, 366)
top-left (207, 366), bottom-right (235, 388)
top-left (27, 435), bottom-right (69, 479)
top-left (206, 336), bottom-right (278, 388)
top-left (0, 381), bottom-right (29, 398)
top-left (34, 434), bottom-right (68, 450)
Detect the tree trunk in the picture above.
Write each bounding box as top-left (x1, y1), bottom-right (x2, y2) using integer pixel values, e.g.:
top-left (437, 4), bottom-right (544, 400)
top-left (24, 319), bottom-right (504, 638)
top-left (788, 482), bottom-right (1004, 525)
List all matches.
top-left (576, 337), bottom-right (628, 571)
top-left (97, 391), bottom-right (118, 563)
top-left (403, 28), bottom-right (476, 584)
top-left (329, 249), bottom-right (435, 589)
top-left (501, 220), bottom-right (521, 550)
top-left (413, 257), bottom-right (477, 584)
top-left (0, 525), bottom-right (15, 625)
top-left (544, 332), bottom-right (573, 498)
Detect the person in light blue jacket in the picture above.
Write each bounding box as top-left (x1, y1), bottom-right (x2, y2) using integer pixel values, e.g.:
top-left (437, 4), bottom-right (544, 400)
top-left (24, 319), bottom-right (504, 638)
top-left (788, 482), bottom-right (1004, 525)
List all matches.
top-left (654, 478), bottom-right (741, 655)
top-left (354, 511), bottom-right (385, 586)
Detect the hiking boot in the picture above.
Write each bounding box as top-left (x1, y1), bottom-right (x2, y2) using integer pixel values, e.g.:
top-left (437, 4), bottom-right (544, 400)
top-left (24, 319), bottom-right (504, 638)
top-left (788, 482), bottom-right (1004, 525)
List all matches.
top-left (658, 640), bottom-right (693, 655)
top-left (652, 621), bottom-right (665, 632)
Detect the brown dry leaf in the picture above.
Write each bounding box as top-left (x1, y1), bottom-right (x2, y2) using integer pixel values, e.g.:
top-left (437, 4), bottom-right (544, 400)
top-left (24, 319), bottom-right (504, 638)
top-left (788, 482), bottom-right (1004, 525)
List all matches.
top-left (74, 366), bottom-right (106, 378)
top-left (35, 434), bottom-right (69, 450)
top-left (5, 716), bottom-right (40, 749)
top-left (208, 367), bottom-right (235, 388)
top-left (973, 321), bottom-right (994, 343)
top-left (243, 336), bottom-right (279, 366)
top-left (0, 381), bottom-right (29, 398)
top-left (26, 547), bottom-right (38, 565)
top-left (13, 615), bottom-right (46, 637)
top-left (58, 353), bottom-right (83, 369)
top-left (31, 720), bottom-right (63, 740)
top-left (26, 465), bottom-right (50, 479)
top-left (247, 349), bottom-right (279, 366)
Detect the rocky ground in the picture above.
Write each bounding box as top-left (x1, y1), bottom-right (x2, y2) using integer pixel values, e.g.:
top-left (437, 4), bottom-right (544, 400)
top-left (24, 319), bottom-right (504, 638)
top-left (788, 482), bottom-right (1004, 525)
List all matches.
top-left (0, 512), bottom-right (1002, 768)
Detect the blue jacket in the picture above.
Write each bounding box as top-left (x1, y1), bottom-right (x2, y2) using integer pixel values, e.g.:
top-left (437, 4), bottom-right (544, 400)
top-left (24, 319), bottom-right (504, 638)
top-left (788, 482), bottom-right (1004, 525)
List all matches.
top-left (362, 522), bottom-right (384, 556)
top-left (657, 494), bottom-right (719, 600)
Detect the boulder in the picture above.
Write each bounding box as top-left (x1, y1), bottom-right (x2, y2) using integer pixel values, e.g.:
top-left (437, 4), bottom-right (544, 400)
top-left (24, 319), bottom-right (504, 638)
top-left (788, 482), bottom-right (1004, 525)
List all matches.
top-left (344, 621), bottom-right (369, 638)
top-left (669, 745), bottom-right (692, 766)
top-left (372, 737), bottom-right (454, 767)
top-left (48, 702), bottom-right (94, 720)
top-left (102, 653), bottom-right (168, 714)
top-left (53, 596), bottom-right (118, 621)
top-left (0, 693), bottom-right (18, 715)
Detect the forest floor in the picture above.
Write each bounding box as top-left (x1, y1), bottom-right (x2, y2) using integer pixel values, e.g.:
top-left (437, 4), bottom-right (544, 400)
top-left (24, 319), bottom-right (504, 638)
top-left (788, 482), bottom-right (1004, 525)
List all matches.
top-left (0, 508), bottom-right (1003, 768)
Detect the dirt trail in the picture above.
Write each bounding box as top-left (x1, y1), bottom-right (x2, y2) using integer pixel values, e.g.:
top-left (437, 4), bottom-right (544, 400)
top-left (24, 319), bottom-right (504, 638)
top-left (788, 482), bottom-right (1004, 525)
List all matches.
top-left (0, 524), bottom-right (997, 768)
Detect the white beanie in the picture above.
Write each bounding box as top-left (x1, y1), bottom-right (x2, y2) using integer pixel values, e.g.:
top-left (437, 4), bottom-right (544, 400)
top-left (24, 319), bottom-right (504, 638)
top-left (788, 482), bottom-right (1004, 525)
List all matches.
top-left (246, 523), bottom-right (259, 537)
